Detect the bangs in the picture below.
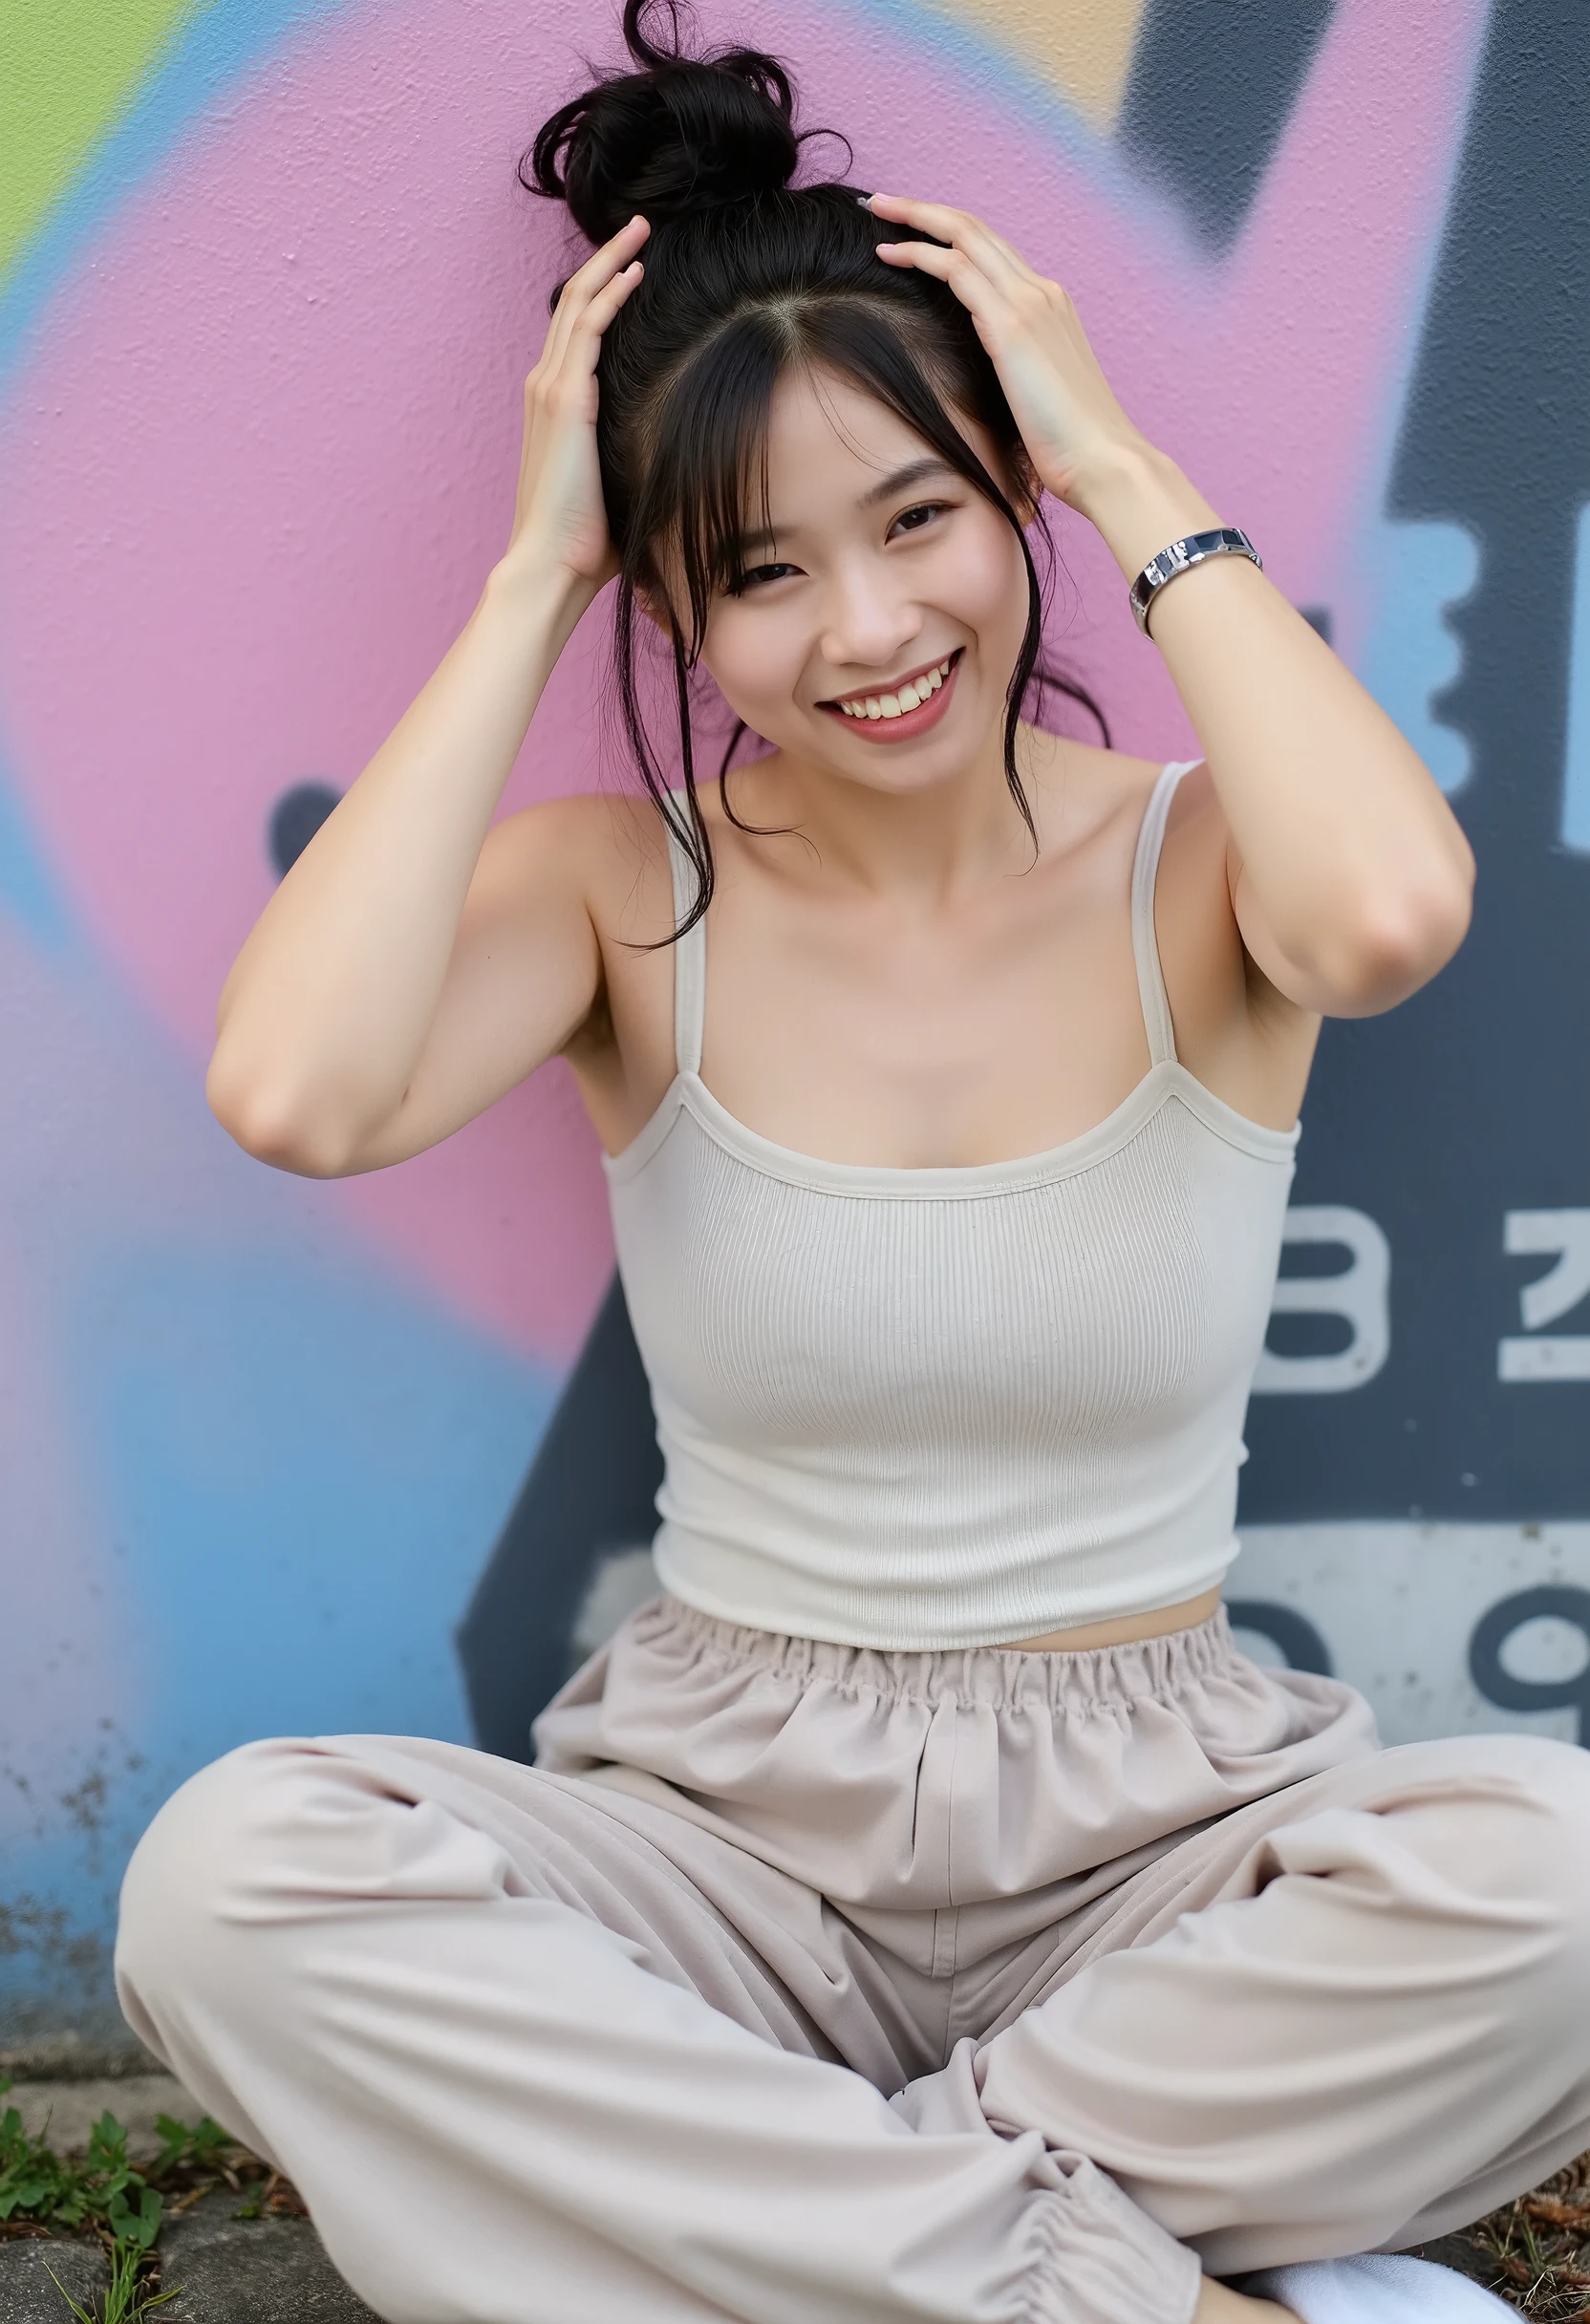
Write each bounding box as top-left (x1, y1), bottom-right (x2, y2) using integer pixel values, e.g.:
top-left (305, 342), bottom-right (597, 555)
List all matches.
top-left (628, 310), bottom-right (786, 655)
top-left (625, 293), bottom-right (1027, 664)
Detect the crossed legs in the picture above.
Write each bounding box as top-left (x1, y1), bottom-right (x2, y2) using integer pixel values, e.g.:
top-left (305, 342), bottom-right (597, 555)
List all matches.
top-left (116, 1731), bottom-right (1590, 2324)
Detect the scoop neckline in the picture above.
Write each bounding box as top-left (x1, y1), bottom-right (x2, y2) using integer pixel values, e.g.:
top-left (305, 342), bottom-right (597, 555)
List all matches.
top-left (602, 1056), bottom-right (1299, 1199)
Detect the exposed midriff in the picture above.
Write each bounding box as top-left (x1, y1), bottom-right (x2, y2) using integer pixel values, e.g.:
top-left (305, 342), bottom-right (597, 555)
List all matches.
top-left (989, 1584), bottom-right (1224, 1654)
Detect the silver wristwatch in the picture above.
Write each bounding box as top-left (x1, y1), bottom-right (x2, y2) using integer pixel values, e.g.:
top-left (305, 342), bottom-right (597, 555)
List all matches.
top-left (1128, 526), bottom-right (1262, 636)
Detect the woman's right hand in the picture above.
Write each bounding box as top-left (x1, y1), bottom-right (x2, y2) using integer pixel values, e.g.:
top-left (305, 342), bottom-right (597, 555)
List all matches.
top-left (506, 214), bottom-right (650, 588)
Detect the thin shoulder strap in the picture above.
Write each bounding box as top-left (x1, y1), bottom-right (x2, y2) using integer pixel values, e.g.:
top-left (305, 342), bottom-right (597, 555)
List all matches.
top-left (665, 811), bottom-right (706, 1076)
top-left (1129, 760), bottom-right (1196, 1068)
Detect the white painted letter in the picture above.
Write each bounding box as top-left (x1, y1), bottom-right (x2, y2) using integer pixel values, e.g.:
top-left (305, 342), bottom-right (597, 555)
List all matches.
top-left (1498, 1210), bottom-right (1590, 1381)
top-left (1253, 1206), bottom-right (1391, 1395)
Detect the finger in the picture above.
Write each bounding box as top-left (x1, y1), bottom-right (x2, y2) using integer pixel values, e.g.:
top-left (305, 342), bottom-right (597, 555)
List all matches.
top-left (866, 189), bottom-right (966, 233)
top-left (565, 258), bottom-right (645, 362)
top-left (540, 260), bottom-right (645, 401)
top-left (868, 193), bottom-right (1039, 294)
top-left (541, 216), bottom-right (650, 369)
top-left (876, 226), bottom-right (1027, 311)
top-left (530, 259), bottom-right (644, 411)
top-left (868, 192), bottom-right (1012, 258)
top-left (874, 209), bottom-right (1063, 346)
top-left (544, 215), bottom-right (649, 368)
top-left (565, 211), bottom-right (652, 299)
top-left (872, 233), bottom-right (999, 305)
top-left (958, 214), bottom-right (1041, 279)
top-left (872, 237), bottom-right (1010, 341)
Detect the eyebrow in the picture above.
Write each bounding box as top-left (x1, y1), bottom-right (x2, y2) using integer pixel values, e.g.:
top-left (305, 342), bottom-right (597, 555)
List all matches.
top-left (859, 455), bottom-right (957, 509)
top-left (735, 457), bottom-right (958, 556)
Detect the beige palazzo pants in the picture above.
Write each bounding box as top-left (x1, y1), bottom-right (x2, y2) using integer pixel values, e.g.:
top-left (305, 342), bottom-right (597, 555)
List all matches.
top-left (116, 1599), bottom-right (1590, 2324)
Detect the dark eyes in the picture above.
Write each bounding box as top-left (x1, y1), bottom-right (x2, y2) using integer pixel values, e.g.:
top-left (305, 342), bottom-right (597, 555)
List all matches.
top-left (727, 503), bottom-right (953, 594)
top-left (889, 500), bottom-right (949, 538)
top-left (732, 561), bottom-right (801, 592)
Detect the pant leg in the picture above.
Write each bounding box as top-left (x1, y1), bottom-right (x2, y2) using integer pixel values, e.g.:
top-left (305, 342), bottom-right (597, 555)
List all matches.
top-left (116, 1734), bottom-right (1197, 2324)
top-left (893, 1733), bottom-right (1590, 2277)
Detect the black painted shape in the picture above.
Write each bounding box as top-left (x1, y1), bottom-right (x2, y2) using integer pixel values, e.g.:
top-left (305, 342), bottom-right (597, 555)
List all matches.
top-left (456, 1272), bottom-right (663, 1760)
top-left (1262, 1311), bottom-right (1354, 1360)
top-left (1469, 1586), bottom-right (1590, 1748)
top-left (1299, 608), bottom-right (1333, 645)
top-left (1226, 1600), bottom-right (1335, 1676)
top-left (269, 783), bottom-right (342, 879)
top-left (1116, 0), bottom-right (1337, 249)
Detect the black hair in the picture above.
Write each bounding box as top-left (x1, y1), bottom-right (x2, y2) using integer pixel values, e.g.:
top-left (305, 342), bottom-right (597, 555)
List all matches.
top-left (526, 0), bottom-right (1107, 936)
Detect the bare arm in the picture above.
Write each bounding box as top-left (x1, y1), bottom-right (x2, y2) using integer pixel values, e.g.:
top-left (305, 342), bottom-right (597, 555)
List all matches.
top-left (206, 215), bottom-right (652, 1177)
top-left (1059, 446), bottom-right (1472, 1017)
top-left (870, 195), bottom-right (1474, 1020)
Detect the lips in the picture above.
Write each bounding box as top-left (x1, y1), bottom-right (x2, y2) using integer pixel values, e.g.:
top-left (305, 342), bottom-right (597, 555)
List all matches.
top-left (817, 649), bottom-right (963, 745)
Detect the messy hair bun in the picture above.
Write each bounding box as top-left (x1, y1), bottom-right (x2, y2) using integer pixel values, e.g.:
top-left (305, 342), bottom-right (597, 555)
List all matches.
top-left (528, 1), bottom-right (808, 245)
top-left (524, 0), bottom-right (1107, 939)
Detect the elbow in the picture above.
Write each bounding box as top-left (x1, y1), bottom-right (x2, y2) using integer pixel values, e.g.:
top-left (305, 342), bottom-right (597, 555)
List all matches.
top-left (1320, 862), bottom-right (1474, 1014)
top-left (205, 1051), bottom-right (359, 1178)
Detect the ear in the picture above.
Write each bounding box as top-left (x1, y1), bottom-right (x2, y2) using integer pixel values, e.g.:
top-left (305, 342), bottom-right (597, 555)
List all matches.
top-left (634, 585), bottom-right (671, 634)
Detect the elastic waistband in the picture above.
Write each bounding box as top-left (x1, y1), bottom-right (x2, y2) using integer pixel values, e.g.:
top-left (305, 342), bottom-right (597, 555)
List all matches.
top-left (638, 1593), bottom-right (1245, 1714)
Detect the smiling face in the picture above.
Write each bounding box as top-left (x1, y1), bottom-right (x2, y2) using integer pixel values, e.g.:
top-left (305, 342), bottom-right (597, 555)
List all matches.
top-left (690, 364), bottom-right (1032, 800)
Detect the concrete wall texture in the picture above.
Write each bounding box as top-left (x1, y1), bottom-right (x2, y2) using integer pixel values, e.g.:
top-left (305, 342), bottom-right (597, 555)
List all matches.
top-left (2, 0), bottom-right (1587, 2055)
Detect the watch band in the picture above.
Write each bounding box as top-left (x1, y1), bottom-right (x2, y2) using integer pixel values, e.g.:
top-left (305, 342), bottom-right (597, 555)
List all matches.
top-left (1128, 526), bottom-right (1262, 637)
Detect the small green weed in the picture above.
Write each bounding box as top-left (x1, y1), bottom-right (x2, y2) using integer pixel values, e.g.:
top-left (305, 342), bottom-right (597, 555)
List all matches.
top-left (1, 2076), bottom-right (258, 2322)
top-left (0, 2083), bottom-right (161, 2248)
top-left (148, 2113), bottom-right (232, 2182)
top-left (46, 2241), bottom-right (180, 2324)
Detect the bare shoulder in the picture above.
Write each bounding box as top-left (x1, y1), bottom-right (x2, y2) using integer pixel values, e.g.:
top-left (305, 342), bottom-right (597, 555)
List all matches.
top-left (1029, 733), bottom-right (1252, 1003)
top-left (483, 787), bottom-right (677, 947)
top-left (1034, 741), bottom-right (1232, 893)
top-left (1021, 729), bottom-right (1173, 858)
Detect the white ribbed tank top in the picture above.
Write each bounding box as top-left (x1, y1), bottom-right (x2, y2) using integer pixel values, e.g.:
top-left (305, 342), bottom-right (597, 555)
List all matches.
top-left (604, 761), bottom-right (1299, 1651)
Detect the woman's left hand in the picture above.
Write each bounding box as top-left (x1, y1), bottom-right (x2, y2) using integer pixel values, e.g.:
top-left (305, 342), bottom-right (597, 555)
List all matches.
top-left (868, 192), bottom-right (1146, 514)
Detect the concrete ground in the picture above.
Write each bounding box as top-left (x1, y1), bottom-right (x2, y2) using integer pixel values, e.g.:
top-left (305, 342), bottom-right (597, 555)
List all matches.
top-left (1, 2078), bottom-right (378, 2321)
top-left (8, 2076), bottom-right (193, 2163)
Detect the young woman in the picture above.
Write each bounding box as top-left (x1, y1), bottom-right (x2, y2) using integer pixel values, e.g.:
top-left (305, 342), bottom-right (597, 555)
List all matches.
top-left (116, 11), bottom-right (1590, 2324)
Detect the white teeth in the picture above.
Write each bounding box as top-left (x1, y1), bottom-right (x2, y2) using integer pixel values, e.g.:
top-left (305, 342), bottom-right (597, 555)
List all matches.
top-left (834, 656), bottom-right (953, 719)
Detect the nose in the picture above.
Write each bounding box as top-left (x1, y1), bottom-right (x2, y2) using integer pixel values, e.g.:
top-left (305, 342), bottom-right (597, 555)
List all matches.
top-left (817, 552), bottom-right (922, 680)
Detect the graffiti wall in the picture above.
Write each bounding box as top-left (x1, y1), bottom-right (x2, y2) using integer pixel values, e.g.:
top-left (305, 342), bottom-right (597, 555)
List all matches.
top-left (2, 0), bottom-right (1585, 2057)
